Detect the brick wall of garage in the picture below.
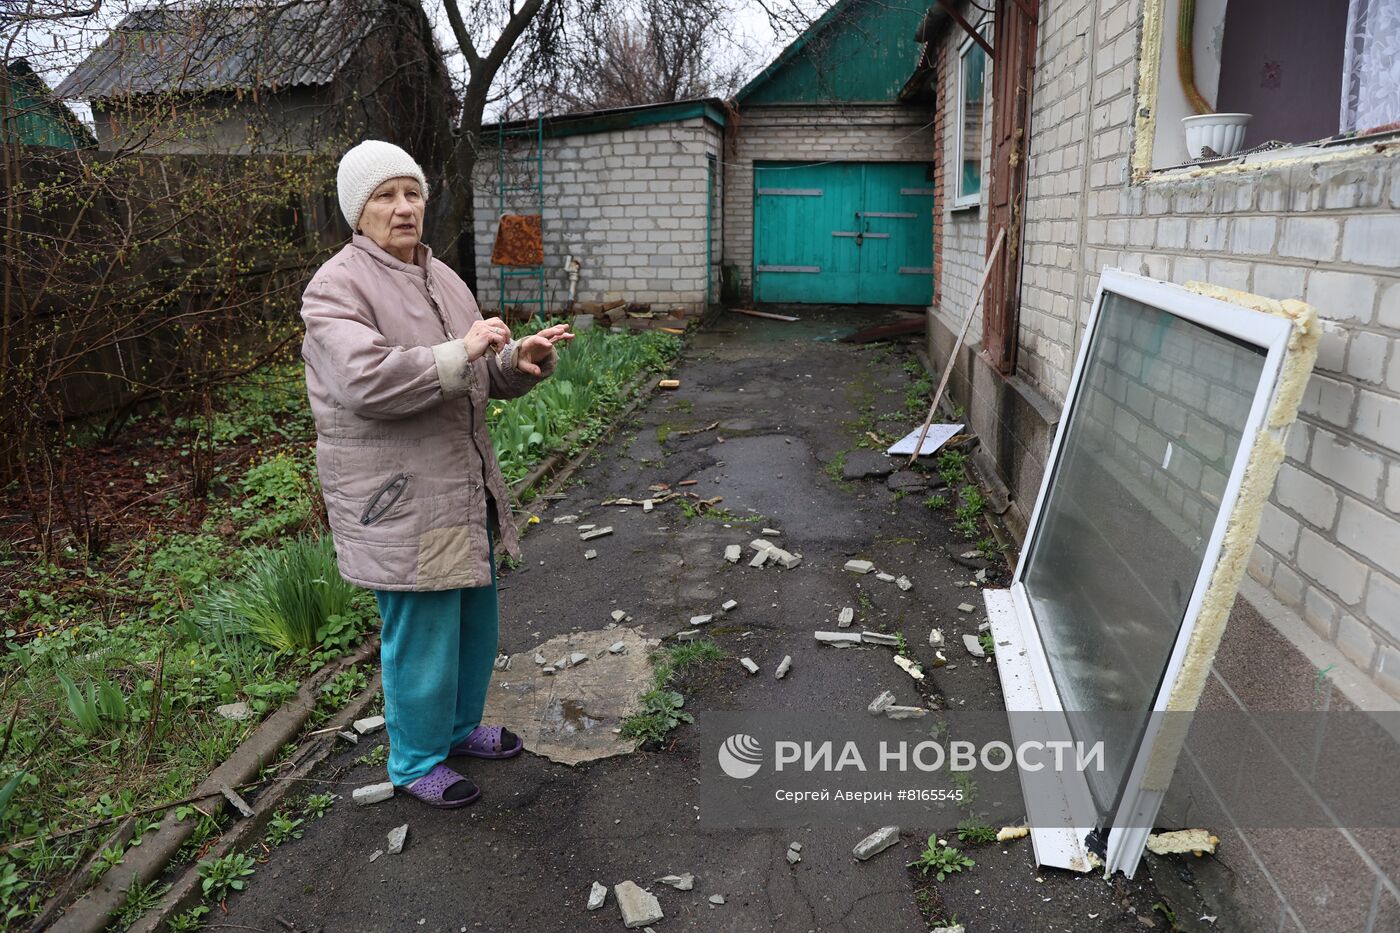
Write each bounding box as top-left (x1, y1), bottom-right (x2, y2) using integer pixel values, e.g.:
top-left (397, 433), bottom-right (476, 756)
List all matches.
top-left (721, 103), bottom-right (935, 298)
top-left (471, 116), bottom-right (723, 314)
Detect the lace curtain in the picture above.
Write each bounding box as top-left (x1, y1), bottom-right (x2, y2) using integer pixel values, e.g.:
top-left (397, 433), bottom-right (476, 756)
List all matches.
top-left (1341, 0), bottom-right (1400, 134)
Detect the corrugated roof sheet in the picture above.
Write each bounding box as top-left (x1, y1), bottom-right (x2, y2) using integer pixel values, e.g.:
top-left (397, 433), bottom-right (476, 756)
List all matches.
top-left (55, 0), bottom-right (383, 100)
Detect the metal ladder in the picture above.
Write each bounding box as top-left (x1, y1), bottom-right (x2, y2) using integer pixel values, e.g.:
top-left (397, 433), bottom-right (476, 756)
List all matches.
top-left (495, 114), bottom-right (546, 319)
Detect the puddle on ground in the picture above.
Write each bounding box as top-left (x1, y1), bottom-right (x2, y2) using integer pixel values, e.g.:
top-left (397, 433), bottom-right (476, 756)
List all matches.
top-left (543, 698), bottom-right (604, 734)
top-left (481, 626), bottom-right (659, 766)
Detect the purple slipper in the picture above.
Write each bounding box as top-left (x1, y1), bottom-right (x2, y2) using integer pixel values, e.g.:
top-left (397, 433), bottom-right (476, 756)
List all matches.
top-left (451, 724), bottom-right (523, 759)
top-left (398, 764), bottom-right (480, 809)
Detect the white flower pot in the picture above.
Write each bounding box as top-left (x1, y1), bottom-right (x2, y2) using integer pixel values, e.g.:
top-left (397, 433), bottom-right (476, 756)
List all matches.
top-left (1182, 113), bottom-right (1252, 159)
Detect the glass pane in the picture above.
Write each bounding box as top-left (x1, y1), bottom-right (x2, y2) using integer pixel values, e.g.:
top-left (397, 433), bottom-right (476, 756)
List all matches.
top-left (1021, 291), bottom-right (1266, 819)
top-left (959, 42), bottom-right (985, 199)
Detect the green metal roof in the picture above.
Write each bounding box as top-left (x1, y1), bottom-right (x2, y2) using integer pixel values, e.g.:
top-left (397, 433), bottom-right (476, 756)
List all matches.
top-left (483, 98), bottom-right (726, 141)
top-left (737, 0), bottom-right (928, 105)
top-left (4, 60), bottom-right (96, 149)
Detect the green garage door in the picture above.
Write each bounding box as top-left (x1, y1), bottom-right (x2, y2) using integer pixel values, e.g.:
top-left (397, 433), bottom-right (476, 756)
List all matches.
top-left (753, 161), bottom-right (934, 305)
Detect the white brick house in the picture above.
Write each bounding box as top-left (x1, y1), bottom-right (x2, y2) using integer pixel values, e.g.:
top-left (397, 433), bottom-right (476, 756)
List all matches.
top-left (919, 1), bottom-right (1399, 926)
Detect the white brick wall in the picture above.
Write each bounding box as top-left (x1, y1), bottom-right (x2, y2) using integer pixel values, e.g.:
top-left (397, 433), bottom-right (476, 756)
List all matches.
top-left (931, 0), bottom-right (1400, 700)
top-left (471, 117), bottom-right (723, 313)
top-left (721, 104), bottom-right (936, 296)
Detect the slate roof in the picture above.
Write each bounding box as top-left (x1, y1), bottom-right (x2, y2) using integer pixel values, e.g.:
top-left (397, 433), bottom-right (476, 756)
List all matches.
top-left (55, 0), bottom-right (381, 100)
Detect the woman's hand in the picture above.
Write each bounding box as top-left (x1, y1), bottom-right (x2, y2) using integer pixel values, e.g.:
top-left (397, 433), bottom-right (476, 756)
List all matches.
top-left (464, 318), bottom-right (511, 362)
top-left (515, 323), bottom-right (575, 376)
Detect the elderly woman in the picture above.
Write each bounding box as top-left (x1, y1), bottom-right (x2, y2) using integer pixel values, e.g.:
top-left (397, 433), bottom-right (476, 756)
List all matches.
top-left (300, 140), bottom-right (572, 808)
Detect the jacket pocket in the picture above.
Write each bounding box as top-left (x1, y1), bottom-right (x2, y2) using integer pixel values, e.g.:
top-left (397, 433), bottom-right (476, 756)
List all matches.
top-left (360, 473), bottom-right (411, 526)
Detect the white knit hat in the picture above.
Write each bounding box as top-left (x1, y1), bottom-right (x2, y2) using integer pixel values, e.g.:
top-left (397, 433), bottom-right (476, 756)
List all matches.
top-left (336, 140), bottom-right (430, 232)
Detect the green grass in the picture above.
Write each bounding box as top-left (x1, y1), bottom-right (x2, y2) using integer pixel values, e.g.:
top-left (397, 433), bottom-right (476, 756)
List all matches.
top-left (621, 639), bottom-right (724, 746)
top-left (955, 818), bottom-right (998, 844)
top-left (488, 324), bottom-right (680, 484)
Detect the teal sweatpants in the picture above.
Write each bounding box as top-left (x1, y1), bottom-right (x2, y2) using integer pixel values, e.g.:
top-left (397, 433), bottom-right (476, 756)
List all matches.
top-left (374, 557), bottom-right (499, 786)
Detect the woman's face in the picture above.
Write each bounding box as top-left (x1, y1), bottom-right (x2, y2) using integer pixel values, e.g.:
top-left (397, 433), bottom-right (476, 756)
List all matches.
top-left (359, 176), bottom-right (425, 261)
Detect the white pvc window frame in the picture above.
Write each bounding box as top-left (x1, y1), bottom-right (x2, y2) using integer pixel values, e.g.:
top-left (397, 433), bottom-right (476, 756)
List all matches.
top-left (984, 269), bottom-right (1295, 878)
top-left (952, 21), bottom-right (990, 209)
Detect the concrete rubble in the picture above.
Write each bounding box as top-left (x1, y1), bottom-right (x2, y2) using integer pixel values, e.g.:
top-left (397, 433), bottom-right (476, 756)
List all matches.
top-left (896, 576), bottom-right (913, 591)
top-left (578, 524), bottom-right (595, 532)
top-left (676, 629), bottom-right (702, 642)
top-left (852, 825), bottom-right (900, 861)
top-left (584, 549), bottom-right (598, 560)
top-left (609, 641), bottom-right (627, 654)
top-left (614, 880), bottom-right (664, 929)
top-left (655, 873), bottom-right (694, 890)
top-left (962, 634), bottom-right (986, 658)
top-left (353, 782), bottom-right (394, 806)
top-left (215, 701), bottom-right (253, 721)
top-left (815, 631), bottom-right (862, 647)
top-left (569, 652), bottom-right (589, 666)
top-left (774, 656), bottom-right (792, 679)
top-left (838, 607), bottom-right (855, 627)
top-left (893, 655), bottom-right (924, 681)
top-left (493, 654), bottom-right (511, 671)
top-left (368, 849), bottom-right (383, 862)
top-left (841, 450), bottom-right (894, 480)
top-left (725, 545), bottom-right (742, 564)
top-left (386, 824), bottom-right (408, 855)
top-left (721, 599), bottom-right (738, 612)
top-left (861, 631), bottom-right (899, 646)
top-left (786, 841), bottom-right (803, 865)
top-left (748, 550), bottom-right (769, 568)
top-left (353, 715), bottom-right (386, 735)
top-left (587, 882), bottom-right (608, 910)
top-left (844, 559), bottom-right (875, 574)
top-left (708, 894), bottom-right (726, 907)
top-left (580, 526), bottom-right (614, 541)
top-left (928, 628), bottom-right (945, 648)
top-left (337, 730), bottom-right (359, 745)
top-left (612, 610), bottom-right (627, 622)
top-left (761, 527), bottom-right (781, 536)
top-left (876, 572), bottom-right (896, 583)
top-left (868, 690), bottom-right (896, 714)
top-left (884, 706), bottom-right (927, 720)
top-left (740, 657), bottom-right (760, 674)
top-left (552, 515), bottom-right (579, 524)
top-left (690, 614), bottom-right (713, 626)
top-left (957, 602), bottom-right (976, 613)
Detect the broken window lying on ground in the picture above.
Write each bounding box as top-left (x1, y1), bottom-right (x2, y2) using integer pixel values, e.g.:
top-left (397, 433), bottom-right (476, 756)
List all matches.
top-left (983, 270), bottom-right (1320, 878)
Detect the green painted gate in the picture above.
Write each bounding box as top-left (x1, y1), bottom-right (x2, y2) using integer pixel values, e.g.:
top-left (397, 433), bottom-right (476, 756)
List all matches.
top-left (753, 161), bottom-right (934, 305)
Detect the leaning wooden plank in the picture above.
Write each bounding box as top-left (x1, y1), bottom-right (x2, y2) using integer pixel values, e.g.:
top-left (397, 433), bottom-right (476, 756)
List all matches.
top-left (730, 308), bottom-right (800, 322)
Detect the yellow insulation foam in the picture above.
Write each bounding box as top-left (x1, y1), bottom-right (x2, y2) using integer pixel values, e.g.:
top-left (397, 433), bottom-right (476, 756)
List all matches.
top-left (1141, 282), bottom-right (1319, 791)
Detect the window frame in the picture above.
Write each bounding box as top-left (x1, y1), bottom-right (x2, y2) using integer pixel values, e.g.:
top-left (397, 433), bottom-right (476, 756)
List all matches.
top-left (984, 270), bottom-right (1300, 879)
top-left (952, 21), bottom-right (991, 209)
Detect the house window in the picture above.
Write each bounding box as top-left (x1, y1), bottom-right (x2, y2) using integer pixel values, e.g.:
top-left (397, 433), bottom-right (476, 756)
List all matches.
top-left (1143, 0), bottom-right (1400, 172)
top-left (953, 26), bottom-right (988, 207)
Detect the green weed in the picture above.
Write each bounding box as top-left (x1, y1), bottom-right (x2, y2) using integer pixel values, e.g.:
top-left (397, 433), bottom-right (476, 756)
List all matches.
top-left (955, 818), bottom-right (998, 844)
top-left (908, 836), bottom-right (975, 881)
top-left (197, 851), bottom-right (255, 901)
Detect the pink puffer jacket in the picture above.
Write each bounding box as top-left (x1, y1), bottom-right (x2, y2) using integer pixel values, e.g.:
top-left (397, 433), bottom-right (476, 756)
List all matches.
top-left (300, 234), bottom-right (555, 591)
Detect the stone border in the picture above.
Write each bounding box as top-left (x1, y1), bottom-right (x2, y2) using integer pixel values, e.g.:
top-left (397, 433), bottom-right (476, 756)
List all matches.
top-left (126, 671), bottom-right (385, 933)
top-left (46, 638), bottom-right (380, 932)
